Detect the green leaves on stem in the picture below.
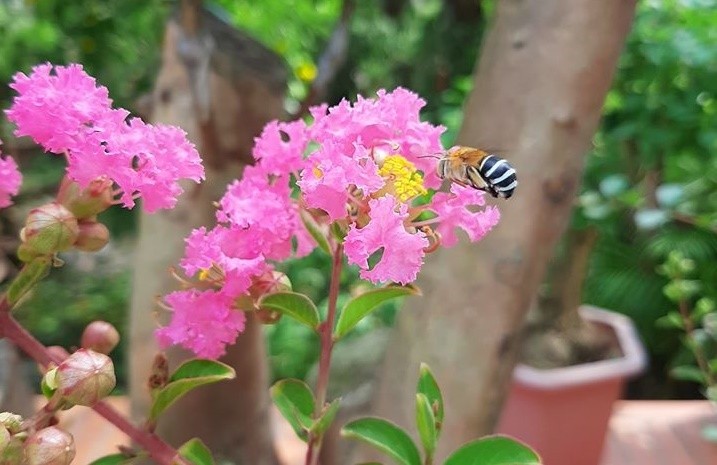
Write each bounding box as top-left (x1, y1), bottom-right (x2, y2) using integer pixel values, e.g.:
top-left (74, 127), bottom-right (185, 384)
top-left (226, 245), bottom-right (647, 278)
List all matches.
top-left (149, 359), bottom-right (235, 422)
top-left (341, 364), bottom-right (541, 465)
top-left (258, 292), bottom-right (320, 330)
top-left (334, 284), bottom-right (420, 340)
top-left (270, 378), bottom-right (341, 442)
top-left (342, 417), bottom-right (422, 465)
top-left (443, 436), bottom-right (541, 465)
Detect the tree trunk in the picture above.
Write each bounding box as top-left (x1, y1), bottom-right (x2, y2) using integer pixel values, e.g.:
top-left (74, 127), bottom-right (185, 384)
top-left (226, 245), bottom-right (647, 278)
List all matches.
top-left (355, 0), bottom-right (637, 461)
top-left (129, 4), bottom-right (286, 464)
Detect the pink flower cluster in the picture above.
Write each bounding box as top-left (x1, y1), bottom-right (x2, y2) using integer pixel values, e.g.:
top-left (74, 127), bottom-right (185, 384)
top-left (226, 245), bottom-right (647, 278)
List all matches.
top-left (0, 139), bottom-right (22, 208)
top-left (158, 88), bottom-right (500, 358)
top-left (5, 64), bottom-right (204, 212)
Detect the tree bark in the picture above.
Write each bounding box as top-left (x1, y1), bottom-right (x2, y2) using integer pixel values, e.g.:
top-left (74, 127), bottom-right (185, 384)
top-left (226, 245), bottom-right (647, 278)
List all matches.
top-left (129, 4), bottom-right (286, 464)
top-left (355, 0), bottom-right (637, 461)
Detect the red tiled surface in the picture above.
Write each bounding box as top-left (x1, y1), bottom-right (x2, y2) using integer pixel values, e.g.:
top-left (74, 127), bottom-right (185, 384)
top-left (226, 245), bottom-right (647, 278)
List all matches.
top-left (43, 398), bottom-right (717, 464)
top-left (602, 401), bottom-right (717, 465)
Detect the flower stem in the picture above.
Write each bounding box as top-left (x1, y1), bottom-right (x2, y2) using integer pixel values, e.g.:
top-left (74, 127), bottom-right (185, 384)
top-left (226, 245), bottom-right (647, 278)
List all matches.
top-left (0, 296), bottom-right (186, 465)
top-left (305, 243), bottom-right (343, 465)
top-left (677, 298), bottom-right (716, 387)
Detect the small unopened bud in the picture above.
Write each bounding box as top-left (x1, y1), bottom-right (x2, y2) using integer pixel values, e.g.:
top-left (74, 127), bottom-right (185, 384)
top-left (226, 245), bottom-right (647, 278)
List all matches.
top-left (253, 271), bottom-right (292, 297)
top-left (25, 427), bottom-right (75, 465)
top-left (21, 203), bottom-right (78, 255)
top-left (252, 271), bottom-right (292, 324)
top-left (56, 176), bottom-right (113, 220)
top-left (73, 221), bottom-right (109, 252)
top-left (0, 426), bottom-right (24, 465)
top-left (81, 321), bottom-right (120, 355)
top-left (0, 413), bottom-right (23, 435)
top-left (56, 349), bottom-right (116, 406)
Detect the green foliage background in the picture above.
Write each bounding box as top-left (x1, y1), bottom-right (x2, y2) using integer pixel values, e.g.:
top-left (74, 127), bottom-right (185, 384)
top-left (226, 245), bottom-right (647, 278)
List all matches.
top-left (1, 0), bottom-right (716, 398)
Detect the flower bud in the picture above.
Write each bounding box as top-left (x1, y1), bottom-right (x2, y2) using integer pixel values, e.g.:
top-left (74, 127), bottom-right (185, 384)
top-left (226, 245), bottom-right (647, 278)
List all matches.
top-left (21, 203), bottom-right (78, 255)
top-left (0, 413), bottom-right (23, 435)
top-left (55, 349), bottom-right (116, 406)
top-left (73, 222), bottom-right (109, 253)
top-left (56, 176), bottom-right (113, 220)
top-left (0, 426), bottom-right (24, 465)
top-left (251, 271), bottom-right (293, 324)
top-left (80, 321), bottom-right (120, 355)
top-left (24, 427), bottom-right (75, 465)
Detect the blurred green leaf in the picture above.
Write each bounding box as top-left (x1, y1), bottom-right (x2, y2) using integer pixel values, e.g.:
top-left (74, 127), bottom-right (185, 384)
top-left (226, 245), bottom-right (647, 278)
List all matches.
top-left (334, 285), bottom-right (419, 339)
top-left (670, 365), bottom-right (706, 384)
top-left (443, 435), bottom-right (542, 465)
top-left (87, 454), bottom-right (133, 465)
top-left (634, 209), bottom-right (670, 230)
top-left (310, 398), bottom-right (340, 437)
top-left (415, 393), bottom-right (437, 456)
top-left (417, 363), bottom-right (444, 427)
top-left (341, 417), bottom-right (421, 465)
top-left (149, 360), bottom-right (235, 420)
top-left (270, 378), bottom-right (315, 441)
top-left (599, 174), bottom-right (629, 198)
top-left (178, 438), bottom-right (214, 465)
top-left (656, 311), bottom-right (685, 330)
top-left (259, 292), bottom-right (321, 330)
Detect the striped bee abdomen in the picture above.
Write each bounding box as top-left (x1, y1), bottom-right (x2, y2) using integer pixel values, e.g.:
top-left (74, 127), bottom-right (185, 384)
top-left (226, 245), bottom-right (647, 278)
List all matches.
top-left (478, 155), bottom-right (518, 199)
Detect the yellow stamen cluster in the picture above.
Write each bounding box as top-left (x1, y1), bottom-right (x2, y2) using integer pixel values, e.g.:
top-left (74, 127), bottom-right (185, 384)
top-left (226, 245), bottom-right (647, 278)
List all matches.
top-left (378, 155), bottom-right (427, 202)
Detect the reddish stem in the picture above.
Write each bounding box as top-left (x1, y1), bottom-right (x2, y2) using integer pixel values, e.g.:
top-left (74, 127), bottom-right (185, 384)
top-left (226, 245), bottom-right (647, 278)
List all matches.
top-left (0, 297), bottom-right (184, 465)
top-left (305, 243), bottom-right (343, 465)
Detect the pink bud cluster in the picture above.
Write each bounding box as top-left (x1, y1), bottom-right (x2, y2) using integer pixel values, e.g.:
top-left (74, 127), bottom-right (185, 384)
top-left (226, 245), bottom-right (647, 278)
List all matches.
top-left (5, 63), bottom-right (205, 212)
top-left (159, 88), bottom-right (500, 358)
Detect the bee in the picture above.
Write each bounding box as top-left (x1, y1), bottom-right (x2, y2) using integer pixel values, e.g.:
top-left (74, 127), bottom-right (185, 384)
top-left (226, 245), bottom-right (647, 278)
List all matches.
top-left (436, 146), bottom-right (518, 199)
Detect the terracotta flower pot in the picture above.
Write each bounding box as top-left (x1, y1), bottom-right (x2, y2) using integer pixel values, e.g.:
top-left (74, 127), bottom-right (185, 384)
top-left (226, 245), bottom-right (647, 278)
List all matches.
top-left (496, 306), bottom-right (647, 465)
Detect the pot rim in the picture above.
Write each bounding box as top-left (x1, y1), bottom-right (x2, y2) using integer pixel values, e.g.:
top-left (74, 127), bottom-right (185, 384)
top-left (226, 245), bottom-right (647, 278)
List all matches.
top-left (512, 305), bottom-right (648, 390)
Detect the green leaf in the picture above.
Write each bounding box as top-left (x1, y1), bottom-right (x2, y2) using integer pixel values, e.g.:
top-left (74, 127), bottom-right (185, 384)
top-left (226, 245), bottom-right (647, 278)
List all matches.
top-left (270, 378), bottom-right (316, 441)
top-left (417, 363), bottom-right (444, 427)
top-left (670, 365), bottom-right (706, 384)
top-left (87, 454), bottom-right (134, 465)
top-left (300, 210), bottom-right (331, 255)
top-left (258, 292), bottom-right (320, 330)
top-left (655, 311), bottom-right (684, 329)
top-left (149, 360), bottom-right (235, 420)
top-left (310, 398), bottom-right (340, 437)
top-left (178, 438), bottom-right (215, 465)
top-left (341, 417), bottom-right (421, 465)
top-left (334, 285), bottom-right (420, 339)
top-left (415, 394), bottom-right (437, 456)
top-left (443, 435), bottom-right (542, 465)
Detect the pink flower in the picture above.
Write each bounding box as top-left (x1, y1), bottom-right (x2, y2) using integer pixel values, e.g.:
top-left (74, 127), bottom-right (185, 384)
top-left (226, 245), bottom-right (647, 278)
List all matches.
top-left (430, 184), bottom-right (501, 247)
top-left (5, 63), bottom-right (111, 154)
top-left (181, 226), bottom-right (267, 298)
top-left (156, 290), bottom-right (246, 359)
top-left (6, 63), bottom-right (205, 212)
top-left (345, 195), bottom-right (429, 284)
top-left (0, 140), bottom-right (22, 208)
top-left (298, 142), bottom-right (384, 220)
top-left (252, 120), bottom-right (309, 176)
top-left (308, 88), bottom-right (445, 188)
top-left (217, 173), bottom-right (307, 260)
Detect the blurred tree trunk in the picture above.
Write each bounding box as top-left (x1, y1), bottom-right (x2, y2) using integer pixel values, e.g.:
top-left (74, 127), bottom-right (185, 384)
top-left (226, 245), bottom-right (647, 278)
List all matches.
top-left (354, 0), bottom-right (637, 462)
top-left (128, 3), bottom-right (286, 464)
